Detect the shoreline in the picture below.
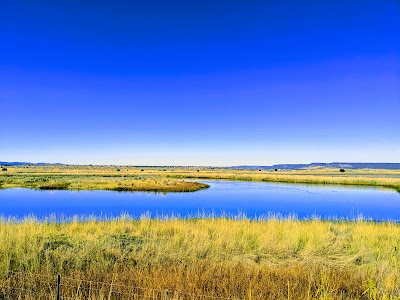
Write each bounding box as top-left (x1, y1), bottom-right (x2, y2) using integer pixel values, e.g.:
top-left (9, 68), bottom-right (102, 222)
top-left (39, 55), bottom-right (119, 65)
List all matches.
top-left (166, 172), bottom-right (400, 193)
top-left (0, 174), bottom-right (210, 192)
top-left (1, 170), bottom-right (400, 193)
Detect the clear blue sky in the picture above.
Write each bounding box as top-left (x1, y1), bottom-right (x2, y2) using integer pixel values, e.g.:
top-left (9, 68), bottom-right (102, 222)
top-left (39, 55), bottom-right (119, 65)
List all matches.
top-left (1, 1), bottom-right (399, 166)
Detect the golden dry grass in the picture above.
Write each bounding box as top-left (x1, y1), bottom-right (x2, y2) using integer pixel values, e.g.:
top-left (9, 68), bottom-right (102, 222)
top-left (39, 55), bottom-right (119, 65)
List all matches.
top-left (2, 165), bottom-right (400, 192)
top-left (1, 217), bottom-right (400, 299)
top-left (1, 165), bottom-right (400, 299)
top-left (158, 168), bottom-right (400, 192)
top-left (0, 174), bottom-right (208, 192)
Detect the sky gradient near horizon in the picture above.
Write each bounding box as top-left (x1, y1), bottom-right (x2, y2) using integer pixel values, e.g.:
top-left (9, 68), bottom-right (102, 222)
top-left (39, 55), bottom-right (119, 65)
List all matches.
top-left (1, 1), bottom-right (399, 166)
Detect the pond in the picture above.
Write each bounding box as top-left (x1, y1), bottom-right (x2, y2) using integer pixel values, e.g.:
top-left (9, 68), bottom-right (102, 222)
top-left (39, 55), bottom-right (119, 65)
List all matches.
top-left (0, 180), bottom-right (399, 221)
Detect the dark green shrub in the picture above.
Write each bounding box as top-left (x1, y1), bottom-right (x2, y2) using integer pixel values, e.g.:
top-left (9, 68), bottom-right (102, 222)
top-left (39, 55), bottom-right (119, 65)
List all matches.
top-left (1, 167), bottom-right (7, 171)
top-left (39, 182), bottom-right (70, 190)
top-left (339, 169), bottom-right (345, 172)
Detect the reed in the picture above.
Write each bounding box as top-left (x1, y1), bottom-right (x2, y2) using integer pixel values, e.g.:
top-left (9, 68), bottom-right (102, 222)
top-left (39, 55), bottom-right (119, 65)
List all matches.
top-left (0, 216), bottom-right (399, 299)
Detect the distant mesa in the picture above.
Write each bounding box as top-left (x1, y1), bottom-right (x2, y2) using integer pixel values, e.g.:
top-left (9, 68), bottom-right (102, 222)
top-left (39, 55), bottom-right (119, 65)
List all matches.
top-left (0, 161), bottom-right (399, 170)
top-left (0, 161), bottom-right (62, 166)
top-left (231, 162), bottom-right (400, 170)
top-left (0, 161), bottom-right (32, 166)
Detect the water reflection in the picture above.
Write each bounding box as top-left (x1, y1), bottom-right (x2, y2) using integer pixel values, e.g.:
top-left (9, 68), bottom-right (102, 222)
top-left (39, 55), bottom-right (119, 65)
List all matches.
top-left (0, 180), bottom-right (399, 221)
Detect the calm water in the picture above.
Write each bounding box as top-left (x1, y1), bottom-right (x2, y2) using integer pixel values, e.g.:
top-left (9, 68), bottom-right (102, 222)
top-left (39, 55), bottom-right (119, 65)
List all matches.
top-left (0, 180), bottom-right (399, 220)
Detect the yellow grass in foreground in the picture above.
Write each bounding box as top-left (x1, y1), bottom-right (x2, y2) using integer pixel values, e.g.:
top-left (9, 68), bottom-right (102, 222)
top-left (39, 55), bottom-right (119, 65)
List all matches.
top-left (1, 217), bottom-right (399, 299)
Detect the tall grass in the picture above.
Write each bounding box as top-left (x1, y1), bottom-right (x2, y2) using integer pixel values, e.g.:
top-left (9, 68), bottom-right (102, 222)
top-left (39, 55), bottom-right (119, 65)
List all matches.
top-left (1, 216), bottom-right (399, 299)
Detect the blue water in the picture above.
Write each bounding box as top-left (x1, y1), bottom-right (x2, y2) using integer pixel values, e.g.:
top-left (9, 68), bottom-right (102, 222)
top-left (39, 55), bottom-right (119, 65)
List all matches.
top-left (0, 180), bottom-right (399, 220)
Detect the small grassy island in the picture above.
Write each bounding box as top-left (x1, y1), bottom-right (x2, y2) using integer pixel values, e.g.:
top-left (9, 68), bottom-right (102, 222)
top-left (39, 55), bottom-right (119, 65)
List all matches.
top-left (0, 165), bottom-right (212, 192)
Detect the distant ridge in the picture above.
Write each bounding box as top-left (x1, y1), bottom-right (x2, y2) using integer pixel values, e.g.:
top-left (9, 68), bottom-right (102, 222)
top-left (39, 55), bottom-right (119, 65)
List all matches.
top-left (231, 162), bottom-right (400, 170)
top-left (0, 161), bottom-right (62, 166)
top-left (1, 161), bottom-right (399, 170)
top-left (0, 161), bottom-right (32, 166)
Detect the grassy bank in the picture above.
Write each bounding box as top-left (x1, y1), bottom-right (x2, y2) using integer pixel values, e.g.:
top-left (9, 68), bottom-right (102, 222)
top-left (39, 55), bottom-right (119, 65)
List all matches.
top-left (2, 165), bottom-right (400, 192)
top-left (166, 171), bottom-right (400, 192)
top-left (0, 174), bottom-right (209, 192)
top-left (0, 217), bottom-right (400, 299)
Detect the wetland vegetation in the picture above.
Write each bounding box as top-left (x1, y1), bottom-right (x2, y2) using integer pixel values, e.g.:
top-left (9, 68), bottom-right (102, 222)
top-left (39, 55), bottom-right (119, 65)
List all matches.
top-left (0, 173), bottom-right (209, 192)
top-left (1, 165), bottom-right (400, 299)
top-left (1, 217), bottom-right (400, 299)
top-left (1, 165), bottom-right (399, 193)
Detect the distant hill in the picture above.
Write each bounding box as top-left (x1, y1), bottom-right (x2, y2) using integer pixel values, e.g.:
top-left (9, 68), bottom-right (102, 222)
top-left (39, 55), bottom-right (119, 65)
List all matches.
top-left (1, 161), bottom-right (399, 170)
top-left (232, 162), bottom-right (400, 170)
top-left (0, 161), bottom-right (62, 166)
top-left (0, 161), bottom-right (32, 166)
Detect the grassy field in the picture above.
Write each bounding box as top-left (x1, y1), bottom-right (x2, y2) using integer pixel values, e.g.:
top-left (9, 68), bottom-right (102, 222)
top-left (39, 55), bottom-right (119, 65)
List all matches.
top-left (1, 217), bottom-right (400, 299)
top-left (1, 164), bottom-right (400, 192)
top-left (164, 169), bottom-right (400, 193)
top-left (1, 165), bottom-right (400, 299)
top-left (0, 173), bottom-right (209, 192)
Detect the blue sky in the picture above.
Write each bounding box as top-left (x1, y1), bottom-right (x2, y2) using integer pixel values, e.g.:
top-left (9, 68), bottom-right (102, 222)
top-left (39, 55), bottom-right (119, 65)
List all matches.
top-left (1, 1), bottom-right (399, 165)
